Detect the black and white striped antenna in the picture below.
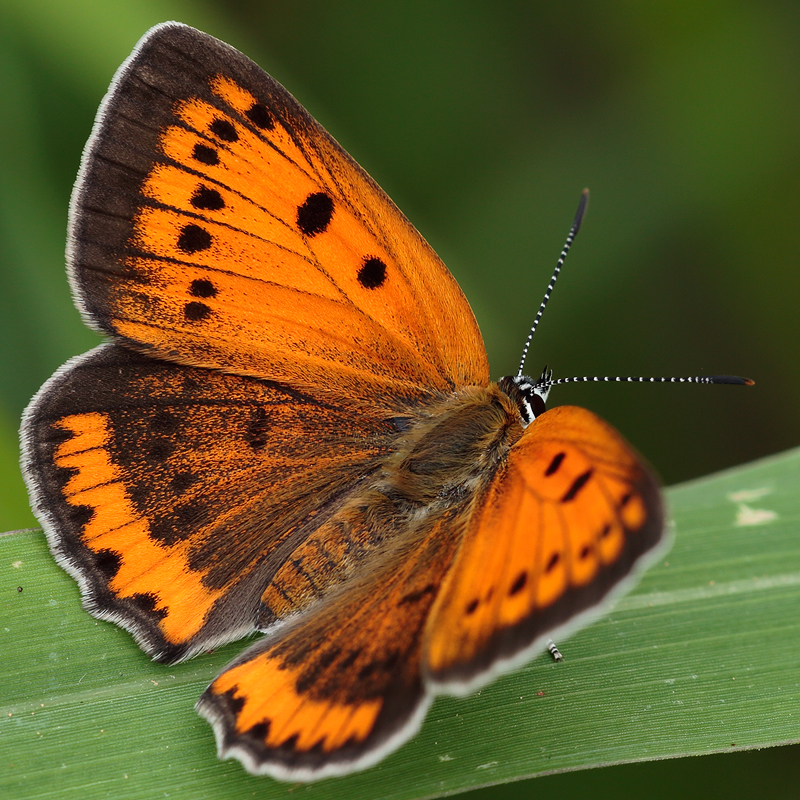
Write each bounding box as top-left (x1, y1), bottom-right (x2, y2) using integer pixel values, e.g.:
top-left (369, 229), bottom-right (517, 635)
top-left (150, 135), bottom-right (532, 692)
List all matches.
top-left (517, 189), bottom-right (754, 390)
top-left (539, 373), bottom-right (754, 389)
top-left (517, 189), bottom-right (589, 378)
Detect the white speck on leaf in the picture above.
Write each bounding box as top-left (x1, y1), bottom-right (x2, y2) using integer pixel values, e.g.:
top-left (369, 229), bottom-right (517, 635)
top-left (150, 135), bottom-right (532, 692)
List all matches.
top-left (728, 487), bottom-right (772, 503)
top-left (734, 503), bottom-right (778, 527)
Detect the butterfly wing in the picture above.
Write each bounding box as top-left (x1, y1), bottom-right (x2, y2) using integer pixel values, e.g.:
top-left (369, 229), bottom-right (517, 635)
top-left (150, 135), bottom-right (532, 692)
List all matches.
top-left (25, 21), bottom-right (490, 665)
top-left (197, 507), bottom-right (464, 781)
top-left (424, 405), bottom-right (665, 690)
top-left (21, 344), bottom-right (399, 662)
top-left (69, 22), bottom-right (488, 409)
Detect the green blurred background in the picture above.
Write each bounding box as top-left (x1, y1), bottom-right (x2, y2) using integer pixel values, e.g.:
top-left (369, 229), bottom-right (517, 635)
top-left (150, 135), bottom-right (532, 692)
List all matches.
top-left (0, 0), bottom-right (797, 797)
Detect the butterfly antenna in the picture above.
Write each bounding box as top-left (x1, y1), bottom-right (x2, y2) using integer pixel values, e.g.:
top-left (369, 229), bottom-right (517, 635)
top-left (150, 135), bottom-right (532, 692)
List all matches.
top-left (540, 374), bottom-right (755, 389)
top-left (518, 188), bottom-right (590, 377)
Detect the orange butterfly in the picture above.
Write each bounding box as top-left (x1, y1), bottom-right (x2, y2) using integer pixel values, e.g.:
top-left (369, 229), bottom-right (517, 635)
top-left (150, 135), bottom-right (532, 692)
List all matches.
top-left (20, 23), bottom-right (751, 781)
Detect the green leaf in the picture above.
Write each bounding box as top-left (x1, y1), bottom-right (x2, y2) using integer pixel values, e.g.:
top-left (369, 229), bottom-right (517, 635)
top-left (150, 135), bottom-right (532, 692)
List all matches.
top-left (2, 448), bottom-right (798, 799)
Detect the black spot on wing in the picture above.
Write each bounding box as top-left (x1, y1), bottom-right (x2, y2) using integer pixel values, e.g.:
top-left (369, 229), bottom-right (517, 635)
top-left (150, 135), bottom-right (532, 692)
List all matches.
top-left (147, 438), bottom-right (173, 461)
top-left (358, 257), bottom-right (387, 289)
top-left (148, 503), bottom-right (210, 546)
top-left (177, 224), bottom-right (212, 253)
top-left (93, 549), bottom-right (122, 581)
top-left (284, 644), bottom-right (345, 698)
top-left (184, 301), bottom-right (211, 321)
top-left (398, 583), bottom-right (436, 606)
top-left (509, 571), bottom-right (528, 596)
top-left (209, 118), bottom-right (238, 142)
top-left (69, 504), bottom-right (93, 530)
top-left (191, 186), bottom-right (225, 210)
top-left (338, 649), bottom-right (361, 672)
top-left (316, 646), bottom-right (342, 671)
top-left (296, 192), bottom-right (334, 236)
top-left (358, 662), bottom-right (377, 680)
top-left (246, 102), bottom-right (274, 130)
top-left (245, 721), bottom-right (269, 743)
top-left (190, 278), bottom-right (217, 298)
top-left (130, 592), bottom-right (167, 620)
top-left (245, 406), bottom-right (270, 450)
top-left (150, 408), bottom-right (177, 433)
top-left (170, 471), bottom-right (197, 495)
top-left (545, 452), bottom-right (566, 476)
top-left (192, 143), bottom-right (219, 165)
top-left (227, 691), bottom-right (246, 716)
top-left (561, 469), bottom-right (593, 502)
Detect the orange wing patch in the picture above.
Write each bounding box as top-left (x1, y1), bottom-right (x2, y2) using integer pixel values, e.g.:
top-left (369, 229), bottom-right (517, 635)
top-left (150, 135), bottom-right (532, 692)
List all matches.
top-left (425, 405), bottom-right (663, 686)
top-left (209, 654), bottom-right (383, 754)
top-left (52, 411), bottom-right (225, 644)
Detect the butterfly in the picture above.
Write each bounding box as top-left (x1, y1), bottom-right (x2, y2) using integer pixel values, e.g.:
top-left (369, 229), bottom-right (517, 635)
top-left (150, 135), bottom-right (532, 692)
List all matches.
top-left (19, 22), bottom-right (751, 782)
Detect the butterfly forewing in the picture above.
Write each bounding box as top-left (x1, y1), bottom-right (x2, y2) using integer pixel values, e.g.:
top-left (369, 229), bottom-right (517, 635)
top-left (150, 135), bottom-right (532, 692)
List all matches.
top-left (69, 23), bottom-right (488, 408)
top-left (425, 405), bottom-right (664, 688)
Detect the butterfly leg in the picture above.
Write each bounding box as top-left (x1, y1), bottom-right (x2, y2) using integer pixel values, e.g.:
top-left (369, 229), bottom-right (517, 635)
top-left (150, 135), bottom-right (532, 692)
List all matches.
top-left (547, 640), bottom-right (563, 662)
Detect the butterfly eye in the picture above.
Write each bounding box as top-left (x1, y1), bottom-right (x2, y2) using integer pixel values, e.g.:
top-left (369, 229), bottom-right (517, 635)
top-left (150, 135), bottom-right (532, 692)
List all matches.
top-left (529, 392), bottom-right (546, 419)
top-left (497, 374), bottom-right (547, 425)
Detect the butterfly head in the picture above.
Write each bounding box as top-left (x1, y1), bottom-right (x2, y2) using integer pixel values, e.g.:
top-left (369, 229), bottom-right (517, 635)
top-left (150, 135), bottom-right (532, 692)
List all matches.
top-left (499, 366), bottom-right (553, 428)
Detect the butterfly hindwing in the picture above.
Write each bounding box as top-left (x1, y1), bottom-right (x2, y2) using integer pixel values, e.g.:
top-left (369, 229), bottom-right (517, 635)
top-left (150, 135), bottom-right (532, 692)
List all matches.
top-left (425, 405), bottom-right (664, 689)
top-left (198, 507), bottom-right (464, 780)
top-left (21, 344), bottom-right (399, 662)
top-left (69, 22), bottom-right (488, 409)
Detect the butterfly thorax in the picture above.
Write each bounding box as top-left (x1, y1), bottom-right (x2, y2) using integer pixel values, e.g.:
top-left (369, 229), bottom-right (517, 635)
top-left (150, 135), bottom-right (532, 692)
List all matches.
top-left (384, 383), bottom-right (526, 508)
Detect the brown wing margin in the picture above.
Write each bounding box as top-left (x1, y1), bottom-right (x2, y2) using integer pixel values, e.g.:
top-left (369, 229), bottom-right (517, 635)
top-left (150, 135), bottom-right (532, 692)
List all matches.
top-left (20, 344), bottom-right (398, 662)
